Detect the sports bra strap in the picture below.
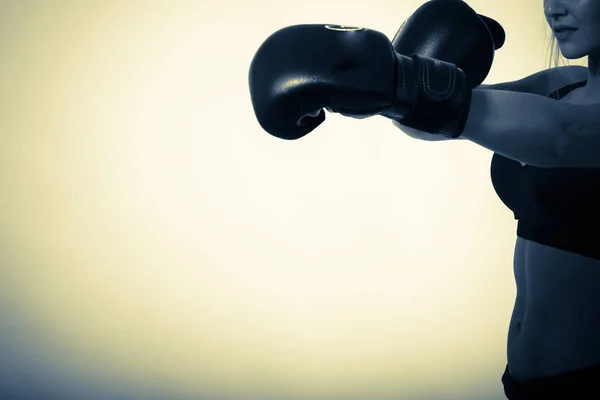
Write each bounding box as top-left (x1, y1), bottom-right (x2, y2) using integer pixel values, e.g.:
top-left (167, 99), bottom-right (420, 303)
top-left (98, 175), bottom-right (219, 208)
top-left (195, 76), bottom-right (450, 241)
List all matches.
top-left (548, 80), bottom-right (587, 100)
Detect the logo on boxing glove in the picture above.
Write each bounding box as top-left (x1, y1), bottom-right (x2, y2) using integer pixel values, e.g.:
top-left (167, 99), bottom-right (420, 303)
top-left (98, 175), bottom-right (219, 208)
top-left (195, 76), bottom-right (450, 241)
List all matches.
top-left (324, 25), bottom-right (365, 32)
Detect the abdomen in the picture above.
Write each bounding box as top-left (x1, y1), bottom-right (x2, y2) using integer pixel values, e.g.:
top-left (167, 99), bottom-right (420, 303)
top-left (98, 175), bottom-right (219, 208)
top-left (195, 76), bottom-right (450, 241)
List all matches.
top-left (507, 236), bottom-right (600, 381)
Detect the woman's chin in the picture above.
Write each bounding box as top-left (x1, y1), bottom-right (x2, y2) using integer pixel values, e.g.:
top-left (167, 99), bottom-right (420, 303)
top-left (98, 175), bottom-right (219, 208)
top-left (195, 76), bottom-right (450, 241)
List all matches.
top-left (558, 45), bottom-right (587, 60)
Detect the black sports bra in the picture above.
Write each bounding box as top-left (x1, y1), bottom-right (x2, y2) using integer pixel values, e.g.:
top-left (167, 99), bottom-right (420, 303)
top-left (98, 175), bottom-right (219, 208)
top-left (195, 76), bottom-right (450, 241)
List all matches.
top-left (490, 80), bottom-right (600, 260)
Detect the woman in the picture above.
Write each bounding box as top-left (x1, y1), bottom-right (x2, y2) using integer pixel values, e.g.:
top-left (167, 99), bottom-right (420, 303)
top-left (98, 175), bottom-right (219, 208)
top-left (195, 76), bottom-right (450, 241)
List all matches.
top-left (248, 1), bottom-right (600, 398)
top-left (489, 1), bottom-right (600, 398)
top-left (405, 2), bottom-right (600, 398)
top-left (396, 0), bottom-right (600, 400)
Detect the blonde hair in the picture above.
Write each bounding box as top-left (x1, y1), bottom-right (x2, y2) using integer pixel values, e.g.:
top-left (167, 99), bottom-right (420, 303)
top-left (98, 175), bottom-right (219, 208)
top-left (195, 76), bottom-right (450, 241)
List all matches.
top-left (545, 25), bottom-right (571, 99)
top-left (547, 31), bottom-right (569, 70)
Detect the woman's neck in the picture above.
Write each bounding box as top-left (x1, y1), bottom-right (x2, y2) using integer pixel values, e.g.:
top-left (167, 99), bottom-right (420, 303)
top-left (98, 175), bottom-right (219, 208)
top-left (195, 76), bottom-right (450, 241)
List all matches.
top-left (584, 57), bottom-right (600, 98)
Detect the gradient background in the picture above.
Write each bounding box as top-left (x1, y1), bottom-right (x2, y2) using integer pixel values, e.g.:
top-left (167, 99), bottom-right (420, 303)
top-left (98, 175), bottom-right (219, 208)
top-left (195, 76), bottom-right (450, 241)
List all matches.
top-left (0, 1), bottom-right (588, 399)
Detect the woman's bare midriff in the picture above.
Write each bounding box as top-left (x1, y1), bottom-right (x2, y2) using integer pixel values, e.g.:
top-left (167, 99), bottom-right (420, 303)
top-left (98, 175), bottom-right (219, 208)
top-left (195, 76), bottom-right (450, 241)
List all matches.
top-left (507, 236), bottom-right (600, 381)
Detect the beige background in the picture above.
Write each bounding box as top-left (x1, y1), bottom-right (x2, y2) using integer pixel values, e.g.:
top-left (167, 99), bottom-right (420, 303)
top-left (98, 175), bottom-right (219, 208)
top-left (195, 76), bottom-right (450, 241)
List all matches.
top-left (0, 1), bottom-right (587, 399)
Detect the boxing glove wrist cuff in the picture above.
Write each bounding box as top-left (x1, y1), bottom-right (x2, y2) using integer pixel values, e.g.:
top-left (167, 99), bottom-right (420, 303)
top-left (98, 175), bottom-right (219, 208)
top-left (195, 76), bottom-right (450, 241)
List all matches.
top-left (382, 54), bottom-right (472, 139)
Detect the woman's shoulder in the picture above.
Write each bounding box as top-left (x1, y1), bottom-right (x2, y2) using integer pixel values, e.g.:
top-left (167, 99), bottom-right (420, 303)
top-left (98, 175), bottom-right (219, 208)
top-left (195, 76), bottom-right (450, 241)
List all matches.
top-left (479, 65), bottom-right (588, 96)
top-left (546, 65), bottom-right (588, 91)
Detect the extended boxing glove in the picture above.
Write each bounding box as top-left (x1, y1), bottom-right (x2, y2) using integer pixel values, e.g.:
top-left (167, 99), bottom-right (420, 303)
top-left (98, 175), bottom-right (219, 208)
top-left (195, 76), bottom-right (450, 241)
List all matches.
top-left (248, 24), bottom-right (470, 140)
top-left (392, 0), bottom-right (505, 89)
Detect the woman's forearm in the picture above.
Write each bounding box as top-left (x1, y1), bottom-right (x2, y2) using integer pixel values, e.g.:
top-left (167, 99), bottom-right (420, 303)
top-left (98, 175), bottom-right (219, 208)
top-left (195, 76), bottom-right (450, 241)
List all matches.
top-left (392, 121), bottom-right (467, 141)
top-left (459, 89), bottom-right (572, 168)
top-left (391, 89), bottom-right (571, 164)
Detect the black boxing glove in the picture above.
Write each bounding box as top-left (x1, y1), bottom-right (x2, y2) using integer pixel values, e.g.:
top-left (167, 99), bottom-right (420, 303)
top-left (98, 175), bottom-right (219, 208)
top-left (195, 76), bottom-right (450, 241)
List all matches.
top-left (248, 24), bottom-right (470, 140)
top-left (392, 0), bottom-right (505, 89)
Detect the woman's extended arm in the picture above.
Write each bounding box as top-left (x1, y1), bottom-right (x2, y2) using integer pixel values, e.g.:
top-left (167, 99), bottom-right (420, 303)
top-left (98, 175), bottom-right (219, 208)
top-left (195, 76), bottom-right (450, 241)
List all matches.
top-left (394, 66), bottom-right (587, 144)
top-left (394, 88), bottom-right (569, 165)
top-left (394, 65), bottom-right (588, 142)
top-left (459, 88), bottom-right (574, 168)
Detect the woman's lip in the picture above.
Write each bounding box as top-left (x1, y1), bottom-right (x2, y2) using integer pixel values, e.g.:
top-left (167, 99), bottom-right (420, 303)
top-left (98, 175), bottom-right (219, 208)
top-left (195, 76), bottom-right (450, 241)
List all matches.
top-left (554, 27), bottom-right (577, 32)
top-left (555, 29), bottom-right (577, 40)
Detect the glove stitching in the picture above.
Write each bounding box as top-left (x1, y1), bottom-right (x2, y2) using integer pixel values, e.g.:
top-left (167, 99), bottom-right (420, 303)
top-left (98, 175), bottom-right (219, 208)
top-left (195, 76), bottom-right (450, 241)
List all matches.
top-left (422, 59), bottom-right (455, 100)
top-left (418, 57), bottom-right (456, 137)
